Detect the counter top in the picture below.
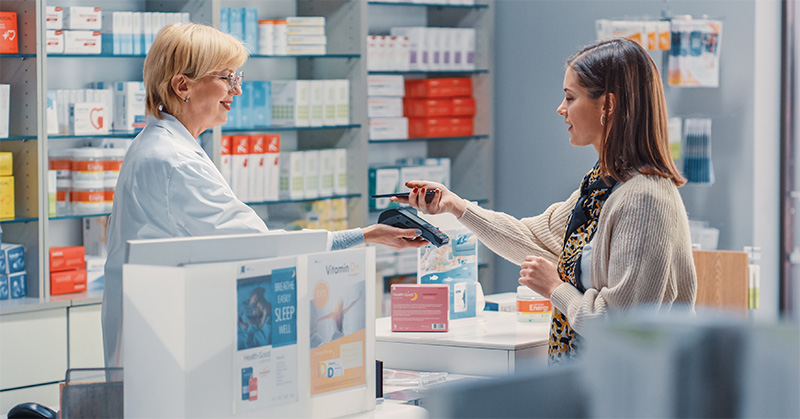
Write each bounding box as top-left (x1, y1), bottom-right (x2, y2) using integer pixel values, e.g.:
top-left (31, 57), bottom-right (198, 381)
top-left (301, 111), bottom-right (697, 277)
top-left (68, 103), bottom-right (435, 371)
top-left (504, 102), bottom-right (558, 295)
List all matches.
top-left (1, 290), bottom-right (103, 316)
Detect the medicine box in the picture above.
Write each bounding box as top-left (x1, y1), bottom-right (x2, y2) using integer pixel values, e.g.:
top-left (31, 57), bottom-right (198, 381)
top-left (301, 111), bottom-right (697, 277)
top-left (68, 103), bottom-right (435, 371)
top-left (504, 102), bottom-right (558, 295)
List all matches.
top-left (0, 152), bottom-right (12, 176)
top-left (113, 81), bottom-right (146, 132)
top-left (317, 149), bottom-right (335, 197)
top-left (49, 246), bottom-right (86, 273)
top-left (46, 6), bottom-right (64, 30)
top-left (83, 216), bottom-right (108, 257)
top-left (248, 135), bottom-right (266, 203)
top-left (286, 26), bottom-right (325, 36)
top-left (72, 102), bottom-right (107, 135)
top-left (0, 84), bottom-right (8, 138)
top-left (286, 44), bottom-right (326, 56)
top-left (50, 269), bottom-right (87, 295)
top-left (368, 97), bottom-right (404, 118)
top-left (220, 135), bottom-right (232, 186)
top-left (264, 134), bottom-right (281, 201)
top-left (279, 151), bottom-right (305, 199)
top-left (46, 30), bottom-right (64, 54)
top-left (0, 274), bottom-right (7, 300)
top-left (271, 80), bottom-right (310, 127)
top-left (286, 16), bottom-right (325, 26)
top-left (64, 30), bottom-right (102, 54)
top-left (287, 35), bottom-right (327, 45)
top-left (368, 167), bottom-right (400, 210)
top-left (483, 292), bottom-right (517, 312)
top-left (405, 77), bottom-right (473, 98)
top-left (65, 7), bottom-right (102, 30)
top-left (1, 243), bottom-right (24, 274)
top-left (334, 79), bottom-right (349, 125)
top-left (0, 176), bottom-right (13, 218)
top-left (408, 117), bottom-right (473, 138)
top-left (303, 150), bottom-right (319, 199)
top-left (323, 80), bottom-right (338, 126)
top-left (0, 12), bottom-right (19, 54)
top-left (309, 80), bottom-right (325, 127)
top-left (367, 75), bottom-right (405, 97)
top-left (369, 117), bottom-right (408, 141)
top-left (391, 284), bottom-right (449, 332)
top-left (333, 148), bottom-right (347, 195)
top-left (85, 255), bottom-right (105, 291)
top-left (9, 271), bottom-right (26, 299)
top-left (231, 135), bottom-right (250, 201)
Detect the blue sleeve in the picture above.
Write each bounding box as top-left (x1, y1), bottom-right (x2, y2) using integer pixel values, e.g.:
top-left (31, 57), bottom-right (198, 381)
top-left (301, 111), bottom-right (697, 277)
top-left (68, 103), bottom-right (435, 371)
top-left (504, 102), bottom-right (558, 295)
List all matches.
top-left (330, 228), bottom-right (365, 250)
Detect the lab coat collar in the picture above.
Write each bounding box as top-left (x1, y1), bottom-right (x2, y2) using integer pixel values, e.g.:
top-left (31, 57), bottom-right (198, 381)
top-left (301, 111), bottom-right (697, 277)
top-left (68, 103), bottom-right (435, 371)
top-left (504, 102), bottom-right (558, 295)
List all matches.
top-left (146, 112), bottom-right (204, 150)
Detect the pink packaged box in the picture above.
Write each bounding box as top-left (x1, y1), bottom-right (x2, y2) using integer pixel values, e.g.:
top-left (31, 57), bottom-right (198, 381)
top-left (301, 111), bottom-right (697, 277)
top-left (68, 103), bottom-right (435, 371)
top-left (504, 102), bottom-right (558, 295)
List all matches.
top-left (391, 284), bottom-right (449, 332)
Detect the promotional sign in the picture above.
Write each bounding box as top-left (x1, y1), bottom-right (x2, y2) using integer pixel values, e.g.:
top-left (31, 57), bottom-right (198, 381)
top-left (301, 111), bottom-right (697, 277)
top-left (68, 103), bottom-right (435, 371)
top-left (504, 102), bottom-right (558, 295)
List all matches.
top-left (308, 251), bottom-right (367, 396)
top-left (235, 257), bottom-right (299, 412)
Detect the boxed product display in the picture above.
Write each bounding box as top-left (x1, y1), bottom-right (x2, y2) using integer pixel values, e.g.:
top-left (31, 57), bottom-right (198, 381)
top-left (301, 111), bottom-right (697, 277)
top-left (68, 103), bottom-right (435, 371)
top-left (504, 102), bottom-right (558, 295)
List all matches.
top-left (83, 216), bottom-right (108, 257)
top-left (0, 12), bottom-right (18, 54)
top-left (1, 243), bottom-right (25, 274)
top-left (0, 152), bottom-right (12, 176)
top-left (85, 255), bottom-right (105, 291)
top-left (368, 97), bottom-right (404, 118)
top-left (50, 268), bottom-right (87, 295)
top-left (483, 292), bottom-right (517, 312)
top-left (271, 80), bottom-right (310, 127)
top-left (49, 246), bottom-right (85, 272)
top-left (408, 117), bottom-right (474, 138)
top-left (9, 271), bottom-right (26, 299)
top-left (309, 80), bottom-right (325, 127)
top-left (279, 151), bottom-right (304, 199)
top-left (71, 102), bottom-right (107, 135)
top-left (0, 273), bottom-right (7, 300)
top-left (0, 176), bottom-right (13, 218)
top-left (369, 117), bottom-right (408, 140)
top-left (391, 284), bottom-right (449, 332)
top-left (333, 148), bottom-right (347, 195)
top-left (46, 30), bottom-right (64, 54)
top-left (231, 135), bottom-right (249, 201)
top-left (264, 134), bottom-right (281, 201)
top-left (247, 135), bottom-right (266, 203)
top-left (63, 30), bottom-right (102, 54)
top-left (303, 150), bottom-right (320, 199)
top-left (64, 6), bottom-right (101, 30)
top-left (113, 81), bottom-right (146, 132)
top-left (405, 77), bottom-right (473, 98)
top-left (0, 84), bottom-right (8, 138)
top-left (46, 6), bottom-right (64, 30)
top-left (317, 149), bottom-right (335, 197)
top-left (367, 75), bottom-right (405, 97)
top-left (369, 167), bottom-right (400, 210)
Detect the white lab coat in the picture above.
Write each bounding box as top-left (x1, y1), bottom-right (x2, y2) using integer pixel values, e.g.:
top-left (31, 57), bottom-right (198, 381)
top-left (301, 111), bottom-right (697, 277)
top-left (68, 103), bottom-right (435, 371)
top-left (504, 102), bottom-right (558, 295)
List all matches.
top-left (102, 113), bottom-right (329, 368)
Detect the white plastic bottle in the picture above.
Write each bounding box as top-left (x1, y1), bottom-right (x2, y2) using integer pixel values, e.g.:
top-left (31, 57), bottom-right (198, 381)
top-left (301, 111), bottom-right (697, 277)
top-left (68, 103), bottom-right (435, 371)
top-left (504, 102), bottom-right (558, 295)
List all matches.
top-left (516, 285), bottom-right (552, 323)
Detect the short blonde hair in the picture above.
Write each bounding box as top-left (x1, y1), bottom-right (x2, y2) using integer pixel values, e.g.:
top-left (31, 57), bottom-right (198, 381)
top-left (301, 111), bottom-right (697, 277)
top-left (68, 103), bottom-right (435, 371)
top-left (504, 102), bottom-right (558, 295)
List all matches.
top-left (143, 23), bottom-right (248, 119)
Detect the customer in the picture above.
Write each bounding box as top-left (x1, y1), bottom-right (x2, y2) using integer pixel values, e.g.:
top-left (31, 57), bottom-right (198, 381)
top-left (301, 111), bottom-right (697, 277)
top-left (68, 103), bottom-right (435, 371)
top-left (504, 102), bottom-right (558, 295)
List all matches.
top-left (103, 23), bottom-right (427, 368)
top-left (396, 38), bottom-right (697, 364)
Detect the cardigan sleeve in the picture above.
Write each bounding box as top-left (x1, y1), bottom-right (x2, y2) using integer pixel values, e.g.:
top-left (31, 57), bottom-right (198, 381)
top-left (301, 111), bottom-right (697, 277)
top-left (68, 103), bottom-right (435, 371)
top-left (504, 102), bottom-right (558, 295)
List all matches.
top-left (458, 189), bottom-right (580, 265)
top-left (549, 180), bottom-right (696, 334)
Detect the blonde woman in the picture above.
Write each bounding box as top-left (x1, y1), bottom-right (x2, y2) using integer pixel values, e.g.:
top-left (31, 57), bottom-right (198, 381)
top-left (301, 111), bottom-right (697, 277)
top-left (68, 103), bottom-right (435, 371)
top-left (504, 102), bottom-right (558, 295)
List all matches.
top-left (397, 38), bottom-right (697, 364)
top-left (103, 23), bottom-right (426, 368)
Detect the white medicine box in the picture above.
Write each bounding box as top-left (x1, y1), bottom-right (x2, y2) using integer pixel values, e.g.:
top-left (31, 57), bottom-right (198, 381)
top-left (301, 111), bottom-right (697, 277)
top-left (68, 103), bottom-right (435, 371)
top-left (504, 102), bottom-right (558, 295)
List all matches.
top-left (368, 97), bottom-right (403, 118)
top-left (333, 148), bottom-right (347, 195)
top-left (279, 151), bottom-right (305, 199)
top-left (65, 6), bottom-right (102, 30)
top-left (46, 6), bottom-right (64, 30)
top-left (64, 30), bottom-right (101, 54)
top-left (46, 30), bottom-right (64, 54)
top-left (72, 102), bottom-right (108, 136)
top-left (271, 80), bottom-right (310, 127)
top-left (303, 150), bottom-right (320, 199)
top-left (367, 75), bottom-right (404, 97)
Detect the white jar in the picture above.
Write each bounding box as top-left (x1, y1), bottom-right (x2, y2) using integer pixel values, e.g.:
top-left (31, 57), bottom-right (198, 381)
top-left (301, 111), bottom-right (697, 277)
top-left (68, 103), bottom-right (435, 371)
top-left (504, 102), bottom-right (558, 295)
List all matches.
top-left (56, 179), bottom-right (71, 213)
top-left (70, 179), bottom-right (105, 214)
top-left (258, 19), bottom-right (275, 55)
top-left (103, 176), bottom-right (117, 212)
top-left (273, 20), bottom-right (288, 55)
top-left (103, 148), bottom-right (125, 180)
top-left (71, 148), bottom-right (105, 181)
top-left (49, 149), bottom-right (72, 181)
top-left (516, 285), bottom-right (552, 323)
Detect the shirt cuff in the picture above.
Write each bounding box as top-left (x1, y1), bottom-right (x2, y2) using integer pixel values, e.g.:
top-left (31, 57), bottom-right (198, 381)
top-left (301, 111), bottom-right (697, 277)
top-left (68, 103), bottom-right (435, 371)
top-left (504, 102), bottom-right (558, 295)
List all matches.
top-left (330, 228), bottom-right (365, 251)
top-left (549, 282), bottom-right (584, 315)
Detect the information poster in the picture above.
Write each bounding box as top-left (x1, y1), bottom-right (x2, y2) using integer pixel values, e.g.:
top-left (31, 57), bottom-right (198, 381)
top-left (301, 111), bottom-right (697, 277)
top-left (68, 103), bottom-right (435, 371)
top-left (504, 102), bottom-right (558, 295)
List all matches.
top-left (308, 251), bottom-right (367, 396)
top-left (418, 215), bottom-right (479, 320)
top-left (234, 258), bottom-right (299, 412)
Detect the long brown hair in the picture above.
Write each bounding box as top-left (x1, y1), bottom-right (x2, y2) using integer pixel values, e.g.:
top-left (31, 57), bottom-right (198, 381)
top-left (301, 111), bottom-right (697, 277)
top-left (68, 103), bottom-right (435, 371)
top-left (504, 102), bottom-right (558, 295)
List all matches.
top-left (567, 38), bottom-right (686, 186)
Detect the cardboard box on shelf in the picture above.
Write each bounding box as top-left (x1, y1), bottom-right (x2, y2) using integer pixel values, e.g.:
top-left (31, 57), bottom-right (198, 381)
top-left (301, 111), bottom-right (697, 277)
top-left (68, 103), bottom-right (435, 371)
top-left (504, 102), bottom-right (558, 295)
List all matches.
top-left (49, 246), bottom-right (86, 273)
top-left (0, 176), bottom-right (13, 218)
top-left (0, 12), bottom-right (19, 54)
top-left (0, 152), bottom-right (12, 176)
top-left (50, 269), bottom-right (87, 295)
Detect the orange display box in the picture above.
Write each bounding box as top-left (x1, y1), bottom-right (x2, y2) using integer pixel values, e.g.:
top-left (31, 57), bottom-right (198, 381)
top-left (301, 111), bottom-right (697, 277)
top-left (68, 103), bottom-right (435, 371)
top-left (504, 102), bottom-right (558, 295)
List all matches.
top-left (408, 117), bottom-right (474, 138)
top-left (49, 246), bottom-right (85, 272)
top-left (0, 12), bottom-right (19, 54)
top-left (405, 78), bottom-right (473, 98)
top-left (404, 98), bottom-right (453, 117)
top-left (51, 269), bottom-right (87, 295)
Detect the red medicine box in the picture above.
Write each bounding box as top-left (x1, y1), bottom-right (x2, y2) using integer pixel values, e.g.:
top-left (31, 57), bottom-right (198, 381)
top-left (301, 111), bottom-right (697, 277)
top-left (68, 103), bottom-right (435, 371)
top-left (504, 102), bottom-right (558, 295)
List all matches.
top-left (49, 246), bottom-right (85, 273)
top-left (408, 117), bottom-right (474, 138)
top-left (50, 269), bottom-right (87, 295)
top-left (391, 284), bottom-right (449, 332)
top-left (0, 12), bottom-right (19, 54)
top-left (405, 78), bottom-right (473, 98)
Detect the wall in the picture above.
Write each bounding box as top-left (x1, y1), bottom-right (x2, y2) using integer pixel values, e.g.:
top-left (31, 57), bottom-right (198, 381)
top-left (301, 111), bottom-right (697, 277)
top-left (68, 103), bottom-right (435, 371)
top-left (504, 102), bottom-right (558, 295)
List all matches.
top-left (493, 0), bottom-right (781, 320)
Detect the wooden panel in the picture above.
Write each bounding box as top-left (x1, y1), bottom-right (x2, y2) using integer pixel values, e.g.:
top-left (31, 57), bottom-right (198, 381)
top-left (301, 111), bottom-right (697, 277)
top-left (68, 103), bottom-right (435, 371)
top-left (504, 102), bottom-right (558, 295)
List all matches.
top-left (0, 309), bottom-right (68, 390)
top-left (693, 250), bottom-right (749, 314)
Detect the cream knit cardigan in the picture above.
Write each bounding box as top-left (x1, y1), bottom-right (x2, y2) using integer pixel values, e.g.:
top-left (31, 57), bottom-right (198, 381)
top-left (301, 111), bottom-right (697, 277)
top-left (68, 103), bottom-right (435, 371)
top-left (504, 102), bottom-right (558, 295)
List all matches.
top-left (459, 174), bottom-right (697, 334)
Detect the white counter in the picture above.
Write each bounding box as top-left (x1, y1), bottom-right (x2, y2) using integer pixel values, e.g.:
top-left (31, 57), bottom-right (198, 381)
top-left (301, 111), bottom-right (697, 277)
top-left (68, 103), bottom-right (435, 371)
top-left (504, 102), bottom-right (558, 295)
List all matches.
top-left (376, 311), bottom-right (550, 376)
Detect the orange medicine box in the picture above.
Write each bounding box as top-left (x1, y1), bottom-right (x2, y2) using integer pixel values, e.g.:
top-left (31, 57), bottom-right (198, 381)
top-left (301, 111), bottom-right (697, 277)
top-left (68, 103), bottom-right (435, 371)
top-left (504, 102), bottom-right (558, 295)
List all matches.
top-left (50, 269), bottom-right (87, 295)
top-left (451, 97), bottom-right (476, 116)
top-left (0, 12), bottom-right (19, 54)
top-left (404, 98), bottom-right (453, 117)
top-left (49, 246), bottom-right (85, 272)
top-left (405, 78), bottom-right (473, 98)
top-left (408, 117), bottom-right (474, 138)
top-left (391, 284), bottom-right (449, 332)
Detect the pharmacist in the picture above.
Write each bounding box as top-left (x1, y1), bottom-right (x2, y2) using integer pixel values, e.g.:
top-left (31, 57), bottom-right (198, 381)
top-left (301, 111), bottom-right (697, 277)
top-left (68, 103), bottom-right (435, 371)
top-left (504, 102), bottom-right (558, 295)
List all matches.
top-left (102, 23), bottom-right (427, 368)
top-left (398, 38), bottom-right (697, 365)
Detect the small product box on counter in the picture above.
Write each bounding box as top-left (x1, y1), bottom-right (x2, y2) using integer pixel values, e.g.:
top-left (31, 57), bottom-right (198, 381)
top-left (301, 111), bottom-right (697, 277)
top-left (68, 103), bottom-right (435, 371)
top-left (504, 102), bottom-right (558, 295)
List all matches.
top-left (391, 284), bottom-right (449, 332)
top-left (1, 243), bottom-right (25, 274)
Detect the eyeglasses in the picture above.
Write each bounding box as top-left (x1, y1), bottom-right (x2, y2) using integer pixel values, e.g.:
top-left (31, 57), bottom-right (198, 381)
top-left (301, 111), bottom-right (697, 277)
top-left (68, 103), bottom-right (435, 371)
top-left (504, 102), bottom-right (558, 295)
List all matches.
top-left (210, 71), bottom-right (244, 92)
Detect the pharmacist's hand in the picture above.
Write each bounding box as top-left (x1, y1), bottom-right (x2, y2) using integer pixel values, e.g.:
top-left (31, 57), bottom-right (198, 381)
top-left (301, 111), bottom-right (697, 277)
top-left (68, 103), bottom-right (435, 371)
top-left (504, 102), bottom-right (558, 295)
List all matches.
top-left (518, 256), bottom-right (563, 299)
top-left (391, 181), bottom-right (468, 218)
top-left (362, 224), bottom-right (429, 250)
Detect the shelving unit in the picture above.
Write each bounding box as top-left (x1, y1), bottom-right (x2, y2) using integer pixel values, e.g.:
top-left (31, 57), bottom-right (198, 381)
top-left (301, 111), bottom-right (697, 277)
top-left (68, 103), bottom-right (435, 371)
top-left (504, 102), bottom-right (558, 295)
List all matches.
top-left (366, 0), bottom-right (495, 292)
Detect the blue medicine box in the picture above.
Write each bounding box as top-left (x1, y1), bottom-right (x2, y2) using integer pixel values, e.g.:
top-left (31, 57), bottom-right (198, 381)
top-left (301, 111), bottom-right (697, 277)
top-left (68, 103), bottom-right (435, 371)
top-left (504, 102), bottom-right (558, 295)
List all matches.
top-left (0, 274), bottom-right (8, 300)
top-left (1, 243), bottom-right (25, 274)
top-left (9, 271), bottom-right (26, 299)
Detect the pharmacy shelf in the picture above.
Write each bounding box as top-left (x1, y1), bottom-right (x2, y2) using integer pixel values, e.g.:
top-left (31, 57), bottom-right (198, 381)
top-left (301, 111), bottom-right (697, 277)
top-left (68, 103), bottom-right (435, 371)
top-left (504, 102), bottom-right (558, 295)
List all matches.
top-left (244, 193), bottom-right (361, 206)
top-left (222, 124), bottom-right (361, 133)
top-left (249, 53), bottom-right (361, 59)
top-left (367, 1), bottom-right (489, 8)
top-left (0, 54), bottom-right (36, 58)
top-left (0, 216), bottom-right (39, 225)
top-left (48, 131), bottom-right (143, 140)
top-left (50, 212), bottom-right (111, 221)
top-left (0, 135), bottom-right (37, 142)
top-left (369, 134), bottom-right (489, 143)
top-left (48, 54), bottom-right (146, 58)
top-left (368, 69), bottom-right (489, 75)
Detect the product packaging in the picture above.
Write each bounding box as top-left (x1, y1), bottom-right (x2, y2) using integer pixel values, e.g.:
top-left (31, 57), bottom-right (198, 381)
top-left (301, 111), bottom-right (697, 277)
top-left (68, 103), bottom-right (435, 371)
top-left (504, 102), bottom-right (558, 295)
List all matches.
top-left (368, 167), bottom-right (400, 210)
top-left (278, 151), bottom-right (305, 199)
top-left (46, 6), bottom-right (64, 30)
top-left (0, 84), bottom-right (8, 137)
top-left (368, 97), bottom-right (404, 118)
top-left (0, 152), bottom-right (11, 176)
top-left (50, 269), bottom-right (87, 295)
top-left (333, 148), bottom-right (347, 195)
top-left (83, 216), bottom-right (109, 257)
top-left (367, 75), bottom-right (404, 97)
top-left (9, 271), bottom-right (26, 298)
top-left (64, 30), bottom-right (102, 54)
top-left (0, 12), bottom-right (19, 54)
top-left (248, 135), bottom-right (266, 203)
top-left (263, 134), bottom-right (281, 201)
top-left (46, 30), bottom-right (64, 54)
top-left (49, 246), bottom-right (86, 273)
top-left (391, 284), bottom-right (449, 332)
top-left (369, 117), bottom-right (408, 140)
top-left (231, 135), bottom-right (250, 201)
top-left (1, 243), bottom-right (25, 274)
top-left (65, 6), bottom-right (101, 30)
top-left (317, 149), bottom-right (335, 197)
top-left (0, 176), bottom-right (13, 218)
top-left (271, 80), bottom-right (310, 127)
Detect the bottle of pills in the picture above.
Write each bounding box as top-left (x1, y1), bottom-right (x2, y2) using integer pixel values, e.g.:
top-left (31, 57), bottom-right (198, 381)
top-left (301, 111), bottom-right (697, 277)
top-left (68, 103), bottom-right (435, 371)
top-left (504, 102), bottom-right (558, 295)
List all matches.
top-left (70, 179), bottom-right (105, 214)
top-left (103, 148), bottom-right (125, 181)
top-left (71, 148), bottom-right (104, 181)
top-left (516, 285), bottom-right (552, 323)
top-left (49, 149), bottom-right (72, 181)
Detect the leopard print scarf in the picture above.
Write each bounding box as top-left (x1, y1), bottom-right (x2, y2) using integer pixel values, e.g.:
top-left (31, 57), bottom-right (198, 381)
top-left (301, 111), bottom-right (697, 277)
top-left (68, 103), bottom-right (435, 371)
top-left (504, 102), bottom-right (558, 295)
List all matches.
top-left (549, 162), bottom-right (617, 364)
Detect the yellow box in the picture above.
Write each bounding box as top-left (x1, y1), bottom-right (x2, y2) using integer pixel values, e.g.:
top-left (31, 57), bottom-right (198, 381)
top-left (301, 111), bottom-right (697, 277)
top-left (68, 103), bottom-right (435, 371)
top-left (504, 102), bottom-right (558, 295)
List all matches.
top-left (0, 152), bottom-right (12, 176)
top-left (0, 176), bottom-right (14, 219)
